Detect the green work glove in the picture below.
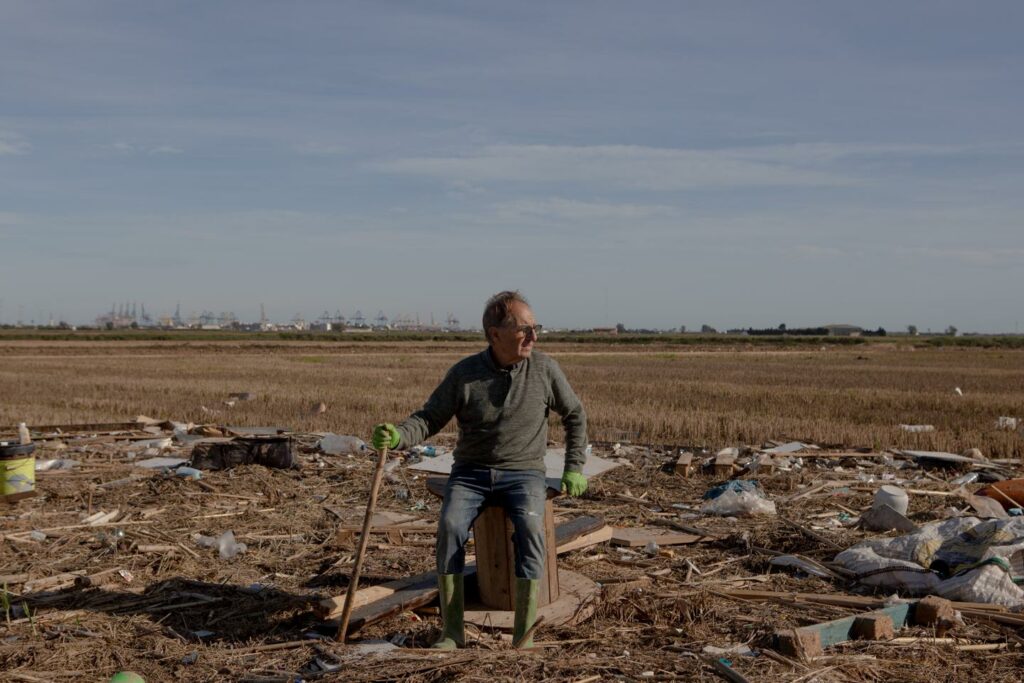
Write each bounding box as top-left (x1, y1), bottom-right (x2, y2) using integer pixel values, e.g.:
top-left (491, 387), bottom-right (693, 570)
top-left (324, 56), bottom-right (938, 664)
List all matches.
top-left (561, 471), bottom-right (588, 497)
top-left (371, 423), bottom-right (400, 450)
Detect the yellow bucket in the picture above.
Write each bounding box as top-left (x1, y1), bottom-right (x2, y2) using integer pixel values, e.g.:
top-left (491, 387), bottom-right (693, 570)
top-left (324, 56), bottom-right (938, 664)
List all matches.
top-left (1, 443), bottom-right (36, 501)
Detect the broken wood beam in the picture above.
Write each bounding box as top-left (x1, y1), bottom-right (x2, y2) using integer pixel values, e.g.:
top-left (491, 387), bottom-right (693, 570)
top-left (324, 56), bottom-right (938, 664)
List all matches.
top-left (555, 525), bottom-right (613, 554)
top-left (775, 602), bottom-right (914, 659)
top-left (674, 452), bottom-right (694, 477)
top-left (713, 453), bottom-right (736, 477)
top-left (553, 515), bottom-right (605, 547)
top-left (0, 421), bottom-right (142, 435)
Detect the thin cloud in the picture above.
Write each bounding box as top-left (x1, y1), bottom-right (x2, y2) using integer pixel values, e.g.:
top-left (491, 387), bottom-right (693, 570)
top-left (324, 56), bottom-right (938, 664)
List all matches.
top-left (897, 246), bottom-right (1024, 268)
top-left (380, 143), bottom-right (853, 190)
top-left (110, 141), bottom-right (182, 155)
top-left (0, 131), bottom-right (30, 155)
top-left (493, 197), bottom-right (677, 222)
top-left (380, 142), bottom-right (1004, 192)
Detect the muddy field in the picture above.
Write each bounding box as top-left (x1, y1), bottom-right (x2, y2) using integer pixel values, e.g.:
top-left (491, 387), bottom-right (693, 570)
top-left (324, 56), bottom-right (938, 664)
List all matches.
top-left (2, 340), bottom-right (1023, 682)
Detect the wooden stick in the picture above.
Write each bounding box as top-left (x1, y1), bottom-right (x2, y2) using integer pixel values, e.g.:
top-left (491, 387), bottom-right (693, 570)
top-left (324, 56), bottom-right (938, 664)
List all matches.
top-left (336, 444), bottom-right (389, 642)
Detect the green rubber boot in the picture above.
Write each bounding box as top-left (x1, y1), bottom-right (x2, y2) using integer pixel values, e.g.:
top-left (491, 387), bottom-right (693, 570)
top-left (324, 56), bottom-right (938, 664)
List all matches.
top-left (513, 577), bottom-right (540, 649)
top-left (432, 573), bottom-right (465, 649)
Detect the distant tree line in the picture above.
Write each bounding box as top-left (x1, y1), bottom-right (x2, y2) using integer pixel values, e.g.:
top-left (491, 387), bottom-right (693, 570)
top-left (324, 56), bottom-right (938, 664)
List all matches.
top-left (745, 326), bottom-right (888, 337)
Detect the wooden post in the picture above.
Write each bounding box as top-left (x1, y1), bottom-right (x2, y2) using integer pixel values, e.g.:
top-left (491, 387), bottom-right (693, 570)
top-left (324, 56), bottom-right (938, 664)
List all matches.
top-left (336, 446), bottom-right (389, 642)
top-left (475, 499), bottom-right (559, 610)
top-left (714, 452), bottom-right (736, 477)
top-left (674, 452), bottom-right (694, 477)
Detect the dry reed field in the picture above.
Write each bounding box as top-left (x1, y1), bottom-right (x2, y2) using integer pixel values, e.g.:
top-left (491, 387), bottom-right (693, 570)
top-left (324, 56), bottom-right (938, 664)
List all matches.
top-left (2, 339), bottom-right (1022, 458)
top-left (2, 338), bottom-right (1024, 682)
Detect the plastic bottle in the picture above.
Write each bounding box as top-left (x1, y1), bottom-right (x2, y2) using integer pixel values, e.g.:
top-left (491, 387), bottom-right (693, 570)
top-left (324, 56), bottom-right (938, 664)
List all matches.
top-left (412, 445), bottom-right (438, 457)
top-left (18, 422), bottom-right (31, 445)
top-left (175, 466), bottom-right (203, 480)
top-left (318, 434), bottom-right (369, 455)
top-left (950, 472), bottom-right (980, 487)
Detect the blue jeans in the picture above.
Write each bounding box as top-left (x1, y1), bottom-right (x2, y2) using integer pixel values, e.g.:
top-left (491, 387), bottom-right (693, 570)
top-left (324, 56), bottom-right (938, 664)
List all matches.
top-left (436, 464), bottom-right (547, 580)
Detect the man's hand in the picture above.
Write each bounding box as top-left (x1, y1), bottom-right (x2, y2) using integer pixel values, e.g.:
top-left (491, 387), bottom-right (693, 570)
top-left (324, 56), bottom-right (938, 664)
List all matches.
top-left (372, 423), bottom-right (400, 450)
top-left (561, 471), bottom-right (588, 497)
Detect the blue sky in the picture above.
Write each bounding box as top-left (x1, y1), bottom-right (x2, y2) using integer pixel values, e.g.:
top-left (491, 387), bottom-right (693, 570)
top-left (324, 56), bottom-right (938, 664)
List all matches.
top-left (1, 1), bottom-right (1022, 331)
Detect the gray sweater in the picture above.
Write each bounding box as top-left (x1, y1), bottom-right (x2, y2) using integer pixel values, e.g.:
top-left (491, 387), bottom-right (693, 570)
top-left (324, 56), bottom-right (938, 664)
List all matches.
top-left (395, 348), bottom-right (587, 474)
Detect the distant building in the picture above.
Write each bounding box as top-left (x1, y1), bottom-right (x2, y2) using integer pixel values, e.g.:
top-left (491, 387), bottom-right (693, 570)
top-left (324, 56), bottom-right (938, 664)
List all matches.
top-left (823, 324), bottom-right (863, 337)
top-left (591, 327), bottom-right (618, 335)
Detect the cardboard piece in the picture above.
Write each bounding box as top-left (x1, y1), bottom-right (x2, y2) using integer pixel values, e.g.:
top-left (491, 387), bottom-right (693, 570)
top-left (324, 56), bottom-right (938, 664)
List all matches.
top-left (610, 527), bottom-right (713, 547)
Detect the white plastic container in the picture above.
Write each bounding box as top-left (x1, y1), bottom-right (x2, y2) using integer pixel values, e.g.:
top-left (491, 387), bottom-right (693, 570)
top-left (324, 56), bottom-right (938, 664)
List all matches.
top-left (873, 485), bottom-right (909, 515)
top-left (318, 434), bottom-right (369, 455)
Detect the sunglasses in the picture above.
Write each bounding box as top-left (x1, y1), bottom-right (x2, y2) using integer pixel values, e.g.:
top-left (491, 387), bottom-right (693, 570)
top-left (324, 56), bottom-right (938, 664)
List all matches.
top-left (506, 323), bottom-right (542, 336)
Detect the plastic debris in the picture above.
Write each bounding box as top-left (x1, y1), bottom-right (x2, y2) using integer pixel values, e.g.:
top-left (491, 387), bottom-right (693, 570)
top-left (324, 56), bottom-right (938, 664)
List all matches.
top-left (135, 457), bottom-right (189, 469)
top-left (35, 459), bottom-right (80, 471)
top-left (702, 479), bottom-right (761, 500)
top-left (217, 530), bottom-right (246, 559)
top-left (950, 472), bottom-right (980, 486)
top-left (835, 517), bottom-right (1024, 607)
top-left (899, 424), bottom-right (935, 433)
top-left (768, 555), bottom-right (839, 580)
top-left (701, 488), bottom-right (776, 517)
top-left (702, 643), bottom-right (756, 657)
top-left (873, 485), bottom-right (909, 515)
top-left (175, 466), bottom-right (202, 480)
top-left (318, 434), bottom-right (369, 455)
top-left (193, 530), bottom-right (247, 559)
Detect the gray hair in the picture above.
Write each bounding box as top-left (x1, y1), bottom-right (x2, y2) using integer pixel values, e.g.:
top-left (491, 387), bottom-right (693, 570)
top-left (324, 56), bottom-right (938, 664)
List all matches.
top-left (482, 290), bottom-right (529, 343)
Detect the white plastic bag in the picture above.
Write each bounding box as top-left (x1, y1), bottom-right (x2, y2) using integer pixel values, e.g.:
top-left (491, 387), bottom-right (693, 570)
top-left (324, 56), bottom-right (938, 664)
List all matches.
top-left (700, 489), bottom-right (776, 517)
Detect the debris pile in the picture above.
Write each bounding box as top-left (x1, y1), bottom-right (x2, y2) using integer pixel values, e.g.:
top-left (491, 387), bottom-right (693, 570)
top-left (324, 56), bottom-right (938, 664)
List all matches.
top-left (2, 418), bottom-right (1023, 681)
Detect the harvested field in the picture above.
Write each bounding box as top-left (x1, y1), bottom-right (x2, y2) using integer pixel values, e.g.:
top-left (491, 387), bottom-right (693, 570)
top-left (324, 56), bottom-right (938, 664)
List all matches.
top-left (2, 340), bottom-right (1023, 682)
top-left (2, 340), bottom-right (1022, 457)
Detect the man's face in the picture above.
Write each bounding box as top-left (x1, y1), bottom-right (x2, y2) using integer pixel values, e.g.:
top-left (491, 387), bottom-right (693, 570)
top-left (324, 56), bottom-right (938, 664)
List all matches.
top-left (489, 301), bottom-right (538, 366)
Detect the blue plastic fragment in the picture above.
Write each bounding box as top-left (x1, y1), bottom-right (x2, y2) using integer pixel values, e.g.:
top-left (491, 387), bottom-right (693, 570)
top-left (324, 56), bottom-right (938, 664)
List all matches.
top-left (703, 480), bottom-right (761, 500)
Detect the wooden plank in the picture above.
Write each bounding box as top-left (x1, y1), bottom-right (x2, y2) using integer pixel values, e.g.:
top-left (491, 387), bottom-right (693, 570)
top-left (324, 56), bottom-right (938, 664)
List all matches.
top-left (316, 570), bottom-right (434, 619)
top-left (713, 453), bottom-right (736, 477)
top-left (475, 505), bottom-right (515, 610)
top-left (552, 515), bottom-right (605, 547)
top-left (775, 602), bottom-right (913, 658)
top-left (344, 572), bottom-right (447, 636)
top-left (674, 452), bottom-right (693, 477)
top-left (544, 499), bottom-right (559, 605)
top-left (1, 421), bottom-right (140, 434)
top-left (463, 569), bottom-right (599, 631)
top-left (555, 525), bottom-right (613, 554)
top-left (610, 527), bottom-right (713, 548)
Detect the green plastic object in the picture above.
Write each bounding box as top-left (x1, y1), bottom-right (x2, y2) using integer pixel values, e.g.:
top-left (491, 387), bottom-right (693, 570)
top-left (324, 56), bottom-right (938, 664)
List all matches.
top-left (561, 471), bottom-right (588, 497)
top-left (109, 673), bottom-right (145, 683)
